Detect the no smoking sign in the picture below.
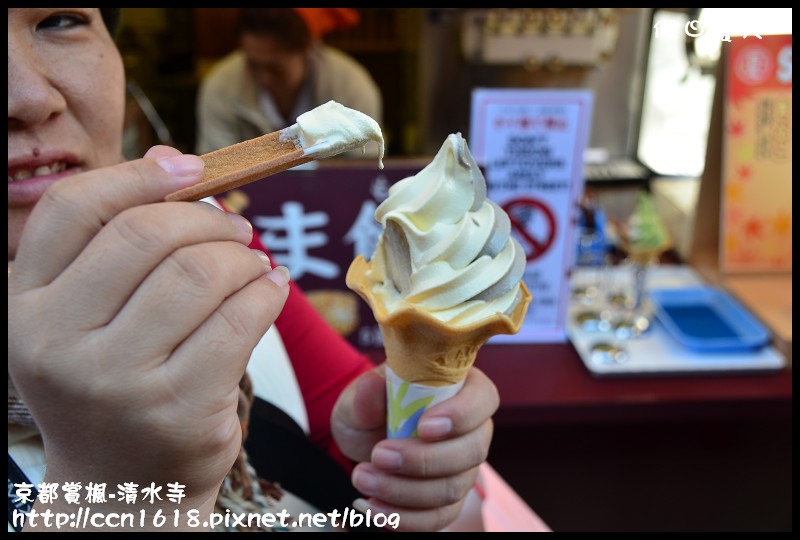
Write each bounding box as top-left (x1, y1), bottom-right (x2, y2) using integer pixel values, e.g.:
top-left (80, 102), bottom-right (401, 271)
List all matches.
top-left (502, 197), bottom-right (557, 262)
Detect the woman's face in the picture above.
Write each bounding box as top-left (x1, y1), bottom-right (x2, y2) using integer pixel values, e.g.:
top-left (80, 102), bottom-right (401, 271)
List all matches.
top-left (8, 8), bottom-right (125, 260)
top-left (241, 32), bottom-right (307, 108)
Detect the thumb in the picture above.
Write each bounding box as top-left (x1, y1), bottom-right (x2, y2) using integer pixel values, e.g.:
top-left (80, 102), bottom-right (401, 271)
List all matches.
top-left (13, 147), bottom-right (204, 290)
top-left (351, 366), bottom-right (387, 430)
top-left (331, 365), bottom-right (387, 462)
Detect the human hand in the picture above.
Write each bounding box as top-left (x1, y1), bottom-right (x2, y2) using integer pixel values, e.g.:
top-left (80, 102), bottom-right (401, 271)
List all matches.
top-left (331, 364), bottom-right (499, 531)
top-left (8, 146), bottom-right (290, 523)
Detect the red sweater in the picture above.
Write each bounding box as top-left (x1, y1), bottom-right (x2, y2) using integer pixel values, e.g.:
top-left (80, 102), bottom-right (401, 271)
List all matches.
top-left (248, 233), bottom-right (375, 471)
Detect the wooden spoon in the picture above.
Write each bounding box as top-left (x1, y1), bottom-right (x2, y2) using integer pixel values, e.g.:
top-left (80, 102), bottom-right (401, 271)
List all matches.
top-left (164, 131), bottom-right (313, 202)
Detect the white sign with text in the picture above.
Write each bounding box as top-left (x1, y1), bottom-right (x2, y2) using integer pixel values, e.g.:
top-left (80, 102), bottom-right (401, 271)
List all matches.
top-left (470, 89), bottom-right (593, 343)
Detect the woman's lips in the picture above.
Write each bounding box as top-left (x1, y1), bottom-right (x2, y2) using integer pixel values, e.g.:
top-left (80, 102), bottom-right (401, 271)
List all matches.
top-left (8, 150), bottom-right (83, 206)
top-left (7, 164), bottom-right (82, 206)
top-left (9, 161), bottom-right (69, 181)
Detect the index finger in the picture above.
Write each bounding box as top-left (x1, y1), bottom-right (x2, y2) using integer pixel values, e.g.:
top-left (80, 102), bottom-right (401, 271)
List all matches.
top-left (11, 151), bottom-right (204, 290)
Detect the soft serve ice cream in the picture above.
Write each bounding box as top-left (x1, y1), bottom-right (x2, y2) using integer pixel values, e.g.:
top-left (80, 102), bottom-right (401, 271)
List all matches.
top-left (280, 100), bottom-right (385, 167)
top-left (622, 190), bottom-right (671, 262)
top-left (346, 133), bottom-right (531, 438)
top-left (366, 133), bottom-right (526, 326)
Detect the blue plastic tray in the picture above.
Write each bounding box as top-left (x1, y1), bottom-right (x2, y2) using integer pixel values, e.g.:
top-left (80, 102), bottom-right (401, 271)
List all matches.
top-left (648, 286), bottom-right (771, 352)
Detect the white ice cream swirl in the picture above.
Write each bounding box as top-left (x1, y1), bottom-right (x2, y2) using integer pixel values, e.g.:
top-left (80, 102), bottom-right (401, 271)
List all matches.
top-left (279, 100), bottom-right (384, 168)
top-left (368, 133), bottom-right (526, 326)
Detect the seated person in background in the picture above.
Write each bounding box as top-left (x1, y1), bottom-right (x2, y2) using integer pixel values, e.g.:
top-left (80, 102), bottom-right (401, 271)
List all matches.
top-left (196, 8), bottom-right (383, 159)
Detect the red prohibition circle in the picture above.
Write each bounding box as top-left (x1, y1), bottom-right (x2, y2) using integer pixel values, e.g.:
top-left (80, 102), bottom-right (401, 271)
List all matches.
top-left (502, 198), bottom-right (557, 262)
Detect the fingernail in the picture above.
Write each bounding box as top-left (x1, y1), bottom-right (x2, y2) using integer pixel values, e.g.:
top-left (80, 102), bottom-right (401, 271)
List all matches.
top-left (227, 213), bottom-right (253, 241)
top-left (417, 417), bottom-right (452, 438)
top-left (266, 265), bottom-right (290, 287)
top-left (372, 447), bottom-right (402, 471)
top-left (352, 469), bottom-right (379, 496)
top-left (251, 249), bottom-right (271, 269)
top-left (156, 154), bottom-right (204, 177)
top-left (353, 497), bottom-right (388, 516)
top-left (352, 498), bottom-right (371, 514)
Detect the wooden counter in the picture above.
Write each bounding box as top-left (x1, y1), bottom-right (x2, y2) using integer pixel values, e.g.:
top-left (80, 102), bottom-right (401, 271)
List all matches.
top-left (366, 342), bottom-right (792, 426)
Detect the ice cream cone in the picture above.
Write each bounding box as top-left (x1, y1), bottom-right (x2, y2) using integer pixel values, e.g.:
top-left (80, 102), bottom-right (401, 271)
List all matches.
top-left (346, 256), bottom-right (531, 386)
top-left (347, 256), bottom-right (530, 438)
top-left (346, 132), bottom-right (532, 437)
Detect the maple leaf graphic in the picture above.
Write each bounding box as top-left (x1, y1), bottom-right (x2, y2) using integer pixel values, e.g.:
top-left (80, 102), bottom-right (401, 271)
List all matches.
top-left (728, 120), bottom-right (745, 137)
top-left (726, 182), bottom-right (744, 203)
top-left (743, 217), bottom-right (764, 238)
top-left (772, 213), bottom-right (791, 235)
top-left (736, 164), bottom-right (752, 180)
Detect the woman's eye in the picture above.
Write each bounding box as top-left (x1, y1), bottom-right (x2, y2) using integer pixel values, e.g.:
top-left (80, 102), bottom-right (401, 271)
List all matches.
top-left (37, 13), bottom-right (89, 31)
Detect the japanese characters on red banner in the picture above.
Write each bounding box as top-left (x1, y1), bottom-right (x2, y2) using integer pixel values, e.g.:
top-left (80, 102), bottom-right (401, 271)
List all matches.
top-left (231, 165), bottom-right (424, 349)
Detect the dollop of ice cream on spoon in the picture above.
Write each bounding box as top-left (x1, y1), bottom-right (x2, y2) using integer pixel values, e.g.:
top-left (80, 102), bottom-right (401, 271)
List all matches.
top-left (280, 100), bottom-right (384, 168)
top-left (165, 100), bottom-right (383, 202)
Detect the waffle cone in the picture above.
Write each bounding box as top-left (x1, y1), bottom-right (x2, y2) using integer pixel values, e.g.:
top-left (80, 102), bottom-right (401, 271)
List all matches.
top-left (346, 256), bottom-right (532, 386)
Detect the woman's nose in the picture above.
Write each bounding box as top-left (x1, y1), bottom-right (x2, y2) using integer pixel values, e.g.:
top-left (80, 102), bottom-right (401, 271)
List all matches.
top-left (8, 37), bottom-right (67, 129)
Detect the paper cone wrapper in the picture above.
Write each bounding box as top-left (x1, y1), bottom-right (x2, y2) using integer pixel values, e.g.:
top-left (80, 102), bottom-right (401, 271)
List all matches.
top-left (346, 256), bottom-right (532, 438)
top-left (383, 364), bottom-right (464, 438)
